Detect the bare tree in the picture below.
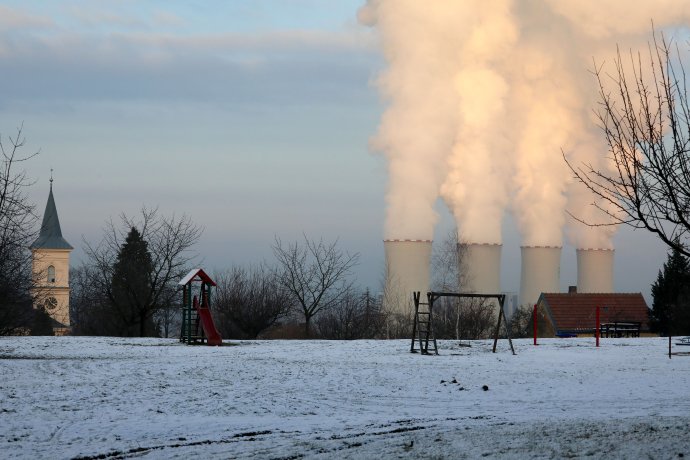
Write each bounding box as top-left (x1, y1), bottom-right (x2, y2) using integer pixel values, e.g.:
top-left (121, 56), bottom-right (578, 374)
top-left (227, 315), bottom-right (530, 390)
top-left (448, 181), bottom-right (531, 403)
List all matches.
top-left (81, 207), bottom-right (202, 336)
top-left (378, 266), bottom-right (412, 338)
top-left (455, 298), bottom-right (497, 339)
top-left (507, 304), bottom-right (533, 339)
top-left (0, 125), bottom-right (39, 335)
top-left (431, 229), bottom-right (463, 292)
top-left (315, 288), bottom-right (385, 339)
top-left (428, 231), bottom-right (497, 339)
top-left (154, 284), bottom-right (181, 339)
top-left (272, 235), bottom-right (360, 337)
top-left (431, 296), bottom-right (461, 339)
top-left (431, 296), bottom-right (496, 340)
top-left (70, 264), bottom-right (109, 335)
top-left (566, 32), bottom-right (690, 257)
top-left (213, 264), bottom-right (291, 339)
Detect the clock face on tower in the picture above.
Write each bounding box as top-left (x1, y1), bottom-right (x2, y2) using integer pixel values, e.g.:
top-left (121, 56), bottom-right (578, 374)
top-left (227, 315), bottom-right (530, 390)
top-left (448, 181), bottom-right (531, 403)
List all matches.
top-left (45, 297), bottom-right (58, 311)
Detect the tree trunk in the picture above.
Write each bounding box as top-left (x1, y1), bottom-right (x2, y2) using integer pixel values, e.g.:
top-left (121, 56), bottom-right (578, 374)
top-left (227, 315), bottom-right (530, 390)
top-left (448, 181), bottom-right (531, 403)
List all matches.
top-left (140, 310), bottom-right (146, 337)
top-left (455, 308), bottom-right (461, 340)
top-left (304, 315), bottom-right (311, 338)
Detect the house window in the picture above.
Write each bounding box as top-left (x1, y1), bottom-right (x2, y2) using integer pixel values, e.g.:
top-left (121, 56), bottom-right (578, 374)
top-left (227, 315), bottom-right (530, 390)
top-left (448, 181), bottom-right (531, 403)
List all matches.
top-left (47, 266), bottom-right (56, 283)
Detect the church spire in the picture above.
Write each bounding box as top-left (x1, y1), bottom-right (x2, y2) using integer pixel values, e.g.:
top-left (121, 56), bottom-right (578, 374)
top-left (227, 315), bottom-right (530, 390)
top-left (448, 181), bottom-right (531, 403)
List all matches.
top-left (30, 175), bottom-right (73, 250)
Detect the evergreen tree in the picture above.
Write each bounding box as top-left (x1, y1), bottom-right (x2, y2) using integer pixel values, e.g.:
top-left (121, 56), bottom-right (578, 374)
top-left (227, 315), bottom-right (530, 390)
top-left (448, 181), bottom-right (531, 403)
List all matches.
top-left (650, 247), bottom-right (690, 336)
top-left (110, 227), bottom-right (156, 337)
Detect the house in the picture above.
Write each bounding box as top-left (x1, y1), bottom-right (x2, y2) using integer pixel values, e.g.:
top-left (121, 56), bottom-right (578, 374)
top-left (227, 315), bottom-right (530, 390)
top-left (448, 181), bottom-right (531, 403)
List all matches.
top-left (537, 288), bottom-right (649, 337)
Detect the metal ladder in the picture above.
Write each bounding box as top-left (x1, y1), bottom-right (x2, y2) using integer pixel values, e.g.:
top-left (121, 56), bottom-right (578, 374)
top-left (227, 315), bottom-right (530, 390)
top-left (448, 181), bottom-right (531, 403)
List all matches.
top-left (410, 291), bottom-right (438, 355)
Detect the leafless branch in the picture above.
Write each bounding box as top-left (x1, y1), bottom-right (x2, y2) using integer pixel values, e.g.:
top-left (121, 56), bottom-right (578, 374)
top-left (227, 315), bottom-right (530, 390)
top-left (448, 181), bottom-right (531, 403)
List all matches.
top-left (0, 124), bottom-right (40, 335)
top-left (566, 31), bottom-right (690, 257)
top-left (78, 207), bottom-right (202, 336)
top-left (272, 234), bottom-right (360, 336)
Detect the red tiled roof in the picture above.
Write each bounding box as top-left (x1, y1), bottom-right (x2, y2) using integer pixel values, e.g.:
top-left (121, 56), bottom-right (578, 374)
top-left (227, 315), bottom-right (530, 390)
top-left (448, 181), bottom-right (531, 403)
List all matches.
top-left (538, 293), bottom-right (649, 333)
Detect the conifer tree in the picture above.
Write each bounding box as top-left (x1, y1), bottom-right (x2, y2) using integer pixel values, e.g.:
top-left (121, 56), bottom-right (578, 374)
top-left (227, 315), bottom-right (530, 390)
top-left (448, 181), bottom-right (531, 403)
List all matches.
top-left (110, 227), bottom-right (155, 337)
top-left (650, 247), bottom-right (690, 336)
top-left (78, 208), bottom-right (201, 336)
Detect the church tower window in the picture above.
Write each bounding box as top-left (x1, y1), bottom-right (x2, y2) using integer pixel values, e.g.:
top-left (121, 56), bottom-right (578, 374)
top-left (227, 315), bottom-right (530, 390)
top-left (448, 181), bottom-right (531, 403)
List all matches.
top-left (47, 265), bottom-right (56, 283)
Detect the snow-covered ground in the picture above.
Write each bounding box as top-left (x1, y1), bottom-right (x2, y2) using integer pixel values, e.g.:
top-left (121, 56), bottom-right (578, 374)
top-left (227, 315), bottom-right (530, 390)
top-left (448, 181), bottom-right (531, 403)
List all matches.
top-left (1, 336), bottom-right (689, 459)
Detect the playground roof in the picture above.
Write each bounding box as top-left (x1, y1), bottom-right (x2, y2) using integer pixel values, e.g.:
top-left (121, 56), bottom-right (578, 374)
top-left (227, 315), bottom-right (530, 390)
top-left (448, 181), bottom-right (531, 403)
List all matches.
top-left (178, 268), bottom-right (216, 286)
top-left (538, 292), bottom-right (649, 333)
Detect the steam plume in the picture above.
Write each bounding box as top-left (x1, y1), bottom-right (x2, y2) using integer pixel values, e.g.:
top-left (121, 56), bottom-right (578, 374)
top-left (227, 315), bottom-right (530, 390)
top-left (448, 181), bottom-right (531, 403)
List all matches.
top-left (359, 1), bottom-right (464, 240)
top-left (361, 0), bottom-right (690, 249)
top-left (441, 0), bottom-right (517, 244)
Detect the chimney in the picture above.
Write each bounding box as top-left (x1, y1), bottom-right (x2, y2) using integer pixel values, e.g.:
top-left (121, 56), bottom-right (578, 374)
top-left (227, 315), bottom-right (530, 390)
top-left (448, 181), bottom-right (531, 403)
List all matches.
top-left (383, 239), bottom-right (432, 316)
top-left (461, 243), bottom-right (501, 294)
top-left (576, 248), bottom-right (614, 293)
top-left (519, 246), bottom-right (561, 307)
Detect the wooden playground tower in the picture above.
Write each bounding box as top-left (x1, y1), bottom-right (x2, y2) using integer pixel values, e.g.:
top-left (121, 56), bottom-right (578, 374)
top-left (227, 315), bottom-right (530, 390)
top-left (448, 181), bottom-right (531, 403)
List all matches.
top-left (410, 291), bottom-right (515, 356)
top-left (179, 268), bottom-right (222, 346)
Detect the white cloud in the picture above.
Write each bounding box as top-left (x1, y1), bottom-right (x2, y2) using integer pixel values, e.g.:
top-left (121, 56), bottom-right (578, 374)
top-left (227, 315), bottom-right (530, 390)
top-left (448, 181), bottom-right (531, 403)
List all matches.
top-left (0, 5), bottom-right (53, 31)
top-left (112, 28), bottom-right (377, 54)
top-left (0, 20), bottom-right (379, 110)
top-left (151, 10), bottom-right (185, 28)
top-left (67, 6), bottom-right (146, 30)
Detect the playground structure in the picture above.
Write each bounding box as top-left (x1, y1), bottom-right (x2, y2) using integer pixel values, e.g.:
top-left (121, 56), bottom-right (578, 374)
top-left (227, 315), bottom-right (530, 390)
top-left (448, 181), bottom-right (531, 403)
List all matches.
top-left (179, 268), bottom-right (222, 346)
top-left (410, 291), bottom-right (515, 356)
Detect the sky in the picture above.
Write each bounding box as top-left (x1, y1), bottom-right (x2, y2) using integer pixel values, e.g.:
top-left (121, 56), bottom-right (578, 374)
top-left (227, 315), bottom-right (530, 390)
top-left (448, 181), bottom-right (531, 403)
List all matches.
top-left (0, 1), bottom-right (672, 300)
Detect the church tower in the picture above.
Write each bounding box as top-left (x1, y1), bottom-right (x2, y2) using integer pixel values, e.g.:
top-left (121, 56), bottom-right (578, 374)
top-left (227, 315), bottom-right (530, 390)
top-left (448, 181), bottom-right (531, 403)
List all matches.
top-left (30, 176), bottom-right (73, 335)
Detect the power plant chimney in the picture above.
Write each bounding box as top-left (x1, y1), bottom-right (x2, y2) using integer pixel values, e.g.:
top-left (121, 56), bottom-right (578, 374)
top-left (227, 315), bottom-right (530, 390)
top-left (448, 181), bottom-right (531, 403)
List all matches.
top-left (383, 239), bottom-right (432, 316)
top-left (461, 243), bottom-right (501, 294)
top-left (519, 246), bottom-right (561, 307)
top-left (576, 248), bottom-right (614, 293)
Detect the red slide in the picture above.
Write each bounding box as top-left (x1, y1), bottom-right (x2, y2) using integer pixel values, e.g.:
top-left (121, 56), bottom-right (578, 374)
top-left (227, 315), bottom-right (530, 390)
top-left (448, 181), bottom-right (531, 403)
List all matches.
top-left (193, 296), bottom-right (223, 346)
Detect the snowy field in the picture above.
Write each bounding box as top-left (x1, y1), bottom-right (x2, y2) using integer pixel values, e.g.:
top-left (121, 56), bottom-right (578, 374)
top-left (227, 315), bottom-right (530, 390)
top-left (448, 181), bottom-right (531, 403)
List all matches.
top-left (1, 336), bottom-right (689, 459)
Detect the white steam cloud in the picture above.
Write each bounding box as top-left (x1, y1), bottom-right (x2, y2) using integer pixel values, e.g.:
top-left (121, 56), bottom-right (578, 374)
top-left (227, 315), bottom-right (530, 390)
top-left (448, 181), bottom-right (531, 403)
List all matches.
top-left (441, 0), bottom-right (517, 245)
top-left (361, 0), bottom-right (690, 249)
top-left (359, 1), bottom-right (463, 240)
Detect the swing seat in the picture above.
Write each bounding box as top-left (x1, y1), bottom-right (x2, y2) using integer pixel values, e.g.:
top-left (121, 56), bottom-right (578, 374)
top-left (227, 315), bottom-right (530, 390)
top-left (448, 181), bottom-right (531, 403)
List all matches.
top-left (556, 332), bottom-right (577, 338)
top-left (676, 337), bottom-right (690, 346)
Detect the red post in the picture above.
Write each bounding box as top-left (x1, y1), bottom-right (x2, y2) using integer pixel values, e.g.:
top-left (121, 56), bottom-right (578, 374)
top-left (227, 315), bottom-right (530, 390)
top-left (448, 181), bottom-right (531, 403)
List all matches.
top-left (533, 304), bottom-right (538, 346)
top-left (595, 305), bottom-right (600, 347)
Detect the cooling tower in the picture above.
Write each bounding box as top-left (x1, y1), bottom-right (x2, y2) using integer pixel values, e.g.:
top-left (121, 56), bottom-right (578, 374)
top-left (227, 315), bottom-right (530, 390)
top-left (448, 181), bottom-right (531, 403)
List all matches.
top-left (576, 248), bottom-right (614, 293)
top-left (461, 243), bottom-right (501, 294)
top-left (383, 239), bottom-right (432, 316)
top-left (519, 246), bottom-right (561, 307)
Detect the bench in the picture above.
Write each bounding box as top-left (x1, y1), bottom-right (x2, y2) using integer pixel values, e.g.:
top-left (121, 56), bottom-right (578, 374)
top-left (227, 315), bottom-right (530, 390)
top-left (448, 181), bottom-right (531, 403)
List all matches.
top-left (600, 322), bottom-right (641, 338)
